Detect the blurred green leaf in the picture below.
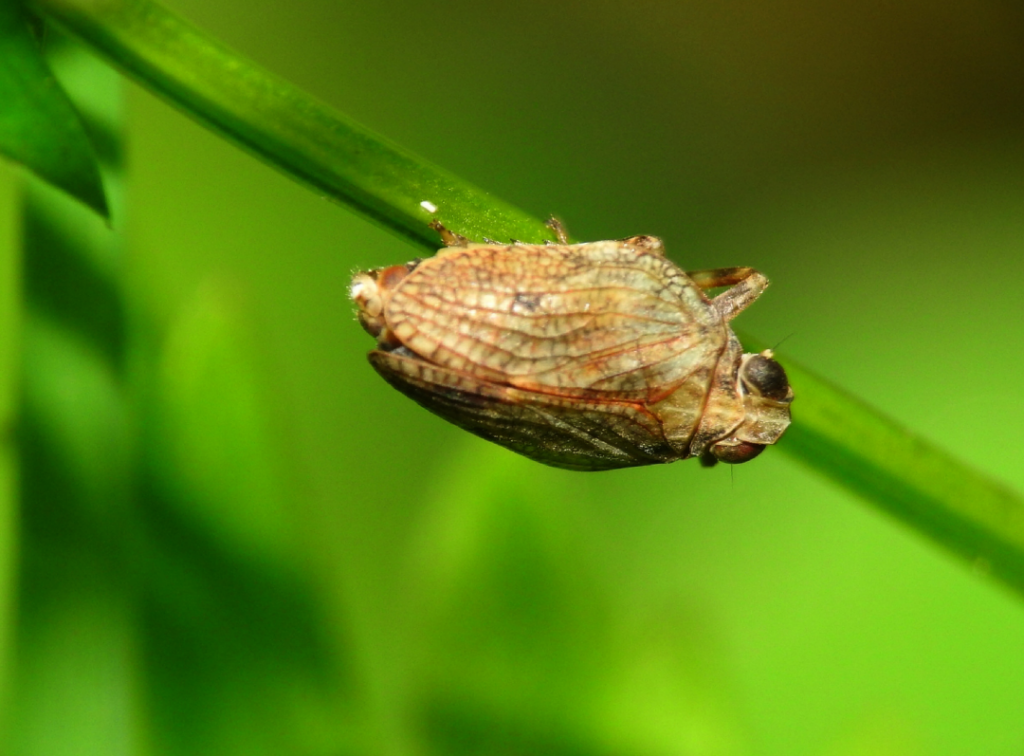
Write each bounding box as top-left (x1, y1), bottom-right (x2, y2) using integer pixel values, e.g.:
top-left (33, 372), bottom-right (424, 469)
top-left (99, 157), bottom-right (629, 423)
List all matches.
top-left (408, 447), bottom-right (740, 756)
top-left (7, 30), bottom-right (355, 755)
top-left (26, 0), bottom-right (1024, 603)
top-left (0, 1), bottom-right (107, 217)
top-left (135, 279), bottom-right (357, 756)
top-left (0, 165), bottom-right (17, 748)
top-left (9, 37), bottom-right (141, 752)
top-left (146, 280), bottom-right (291, 563)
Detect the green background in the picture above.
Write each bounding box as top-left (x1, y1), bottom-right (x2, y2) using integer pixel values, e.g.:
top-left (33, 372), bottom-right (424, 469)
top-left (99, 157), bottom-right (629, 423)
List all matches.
top-left (3, 0), bottom-right (1024, 754)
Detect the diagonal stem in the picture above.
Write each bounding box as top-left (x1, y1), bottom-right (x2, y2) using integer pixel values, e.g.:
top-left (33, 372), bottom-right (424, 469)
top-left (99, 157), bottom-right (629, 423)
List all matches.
top-left (25, 0), bottom-right (559, 250)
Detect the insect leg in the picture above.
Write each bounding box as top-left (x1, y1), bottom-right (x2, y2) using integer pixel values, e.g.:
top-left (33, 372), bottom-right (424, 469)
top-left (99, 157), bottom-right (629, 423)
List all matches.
top-left (686, 267), bottom-right (757, 289)
top-left (620, 236), bottom-right (666, 255)
top-left (428, 219), bottom-right (469, 247)
top-left (545, 217), bottom-right (569, 244)
top-left (686, 267), bottom-right (769, 321)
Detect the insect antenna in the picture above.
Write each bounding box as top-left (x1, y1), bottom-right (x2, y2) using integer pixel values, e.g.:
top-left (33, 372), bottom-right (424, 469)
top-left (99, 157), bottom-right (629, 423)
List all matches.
top-left (772, 332), bottom-right (796, 352)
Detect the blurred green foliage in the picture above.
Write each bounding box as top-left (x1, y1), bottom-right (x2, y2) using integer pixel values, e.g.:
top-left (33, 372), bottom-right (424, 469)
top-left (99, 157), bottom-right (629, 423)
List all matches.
top-left (2, 1), bottom-right (1024, 756)
top-left (0, 0), bottom-right (106, 216)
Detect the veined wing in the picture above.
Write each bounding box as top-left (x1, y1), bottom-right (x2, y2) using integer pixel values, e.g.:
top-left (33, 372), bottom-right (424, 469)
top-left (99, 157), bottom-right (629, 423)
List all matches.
top-left (385, 241), bottom-right (726, 402)
top-left (369, 349), bottom-right (681, 470)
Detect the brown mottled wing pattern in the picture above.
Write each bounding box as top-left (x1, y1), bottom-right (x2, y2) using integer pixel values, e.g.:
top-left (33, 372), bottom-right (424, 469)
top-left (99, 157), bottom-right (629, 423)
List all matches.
top-left (369, 350), bottom-right (682, 471)
top-left (383, 241), bottom-right (725, 403)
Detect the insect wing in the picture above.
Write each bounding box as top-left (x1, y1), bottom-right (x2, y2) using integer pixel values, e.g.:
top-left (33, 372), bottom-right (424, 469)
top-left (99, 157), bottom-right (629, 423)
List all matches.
top-left (384, 242), bottom-right (724, 403)
top-left (369, 349), bottom-right (680, 471)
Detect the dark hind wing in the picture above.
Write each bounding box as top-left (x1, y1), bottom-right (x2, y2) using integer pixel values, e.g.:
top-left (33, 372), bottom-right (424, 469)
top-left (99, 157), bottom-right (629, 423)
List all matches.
top-left (369, 350), bottom-right (680, 471)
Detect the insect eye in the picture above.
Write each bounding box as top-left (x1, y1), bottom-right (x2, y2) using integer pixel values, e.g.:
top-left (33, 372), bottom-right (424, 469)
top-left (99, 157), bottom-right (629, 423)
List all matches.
top-left (711, 441), bottom-right (765, 464)
top-left (743, 353), bottom-right (790, 401)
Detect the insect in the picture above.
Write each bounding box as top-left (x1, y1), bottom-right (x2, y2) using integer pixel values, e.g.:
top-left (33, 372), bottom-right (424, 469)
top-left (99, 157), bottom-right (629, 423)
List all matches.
top-left (351, 220), bottom-right (793, 471)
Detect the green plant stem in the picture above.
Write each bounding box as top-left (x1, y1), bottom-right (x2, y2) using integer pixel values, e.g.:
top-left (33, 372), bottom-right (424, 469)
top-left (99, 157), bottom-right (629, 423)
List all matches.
top-left (767, 346), bottom-right (1024, 593)
top-left (25, 0), bottom-right (558, 250)
top-left (27, 0), bottom-right (1024, 598)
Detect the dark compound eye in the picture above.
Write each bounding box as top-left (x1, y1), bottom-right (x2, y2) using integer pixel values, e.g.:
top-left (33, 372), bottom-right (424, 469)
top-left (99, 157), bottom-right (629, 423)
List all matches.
top-left (711, 441), bottom-right (765, 464)
top-left (743, 354), bottom-right (791, 401)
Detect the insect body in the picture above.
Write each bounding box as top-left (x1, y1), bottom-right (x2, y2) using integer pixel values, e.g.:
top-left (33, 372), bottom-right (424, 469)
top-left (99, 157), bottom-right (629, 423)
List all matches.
top-left (351, 224), bottom-right (792, 471)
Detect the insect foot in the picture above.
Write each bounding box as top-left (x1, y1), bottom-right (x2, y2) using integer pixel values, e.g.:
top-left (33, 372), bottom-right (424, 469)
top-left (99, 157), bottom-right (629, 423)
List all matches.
top-left (351, 233), bottom-right (793, 471)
